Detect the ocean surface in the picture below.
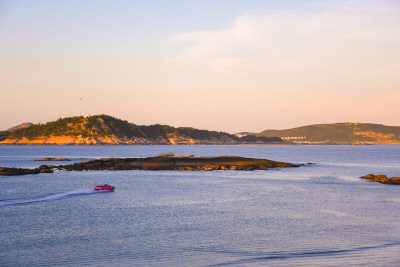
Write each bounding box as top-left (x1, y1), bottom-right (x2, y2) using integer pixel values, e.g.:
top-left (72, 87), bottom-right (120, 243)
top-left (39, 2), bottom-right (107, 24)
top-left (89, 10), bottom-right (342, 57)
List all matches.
top-left (1, 145), bottom-right (400, 266)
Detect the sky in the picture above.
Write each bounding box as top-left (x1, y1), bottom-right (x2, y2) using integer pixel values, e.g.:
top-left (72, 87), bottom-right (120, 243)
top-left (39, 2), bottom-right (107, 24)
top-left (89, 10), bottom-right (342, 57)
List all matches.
top-left (1, 0), bottom-right (399, 133)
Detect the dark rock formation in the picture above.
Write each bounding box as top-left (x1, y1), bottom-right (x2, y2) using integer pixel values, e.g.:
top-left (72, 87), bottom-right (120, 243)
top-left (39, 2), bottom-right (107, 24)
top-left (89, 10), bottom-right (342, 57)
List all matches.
top-left (38, 165), bottom-right (54, 173)
top-left (34, 158), bottom-right (70, 161)
top-left (56, 155), bottom-right (298, 171)
top-left (0, 155), bottom-right (298, 176)
top-left (0, 165), bottom-right (53, 176)
top-left (360, 174), bottom-right (400, 185)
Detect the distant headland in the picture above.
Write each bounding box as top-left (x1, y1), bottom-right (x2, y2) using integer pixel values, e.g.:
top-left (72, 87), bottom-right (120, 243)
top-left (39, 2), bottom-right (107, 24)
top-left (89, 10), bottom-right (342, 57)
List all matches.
top-left (240, 122), bottom-right (400, 145)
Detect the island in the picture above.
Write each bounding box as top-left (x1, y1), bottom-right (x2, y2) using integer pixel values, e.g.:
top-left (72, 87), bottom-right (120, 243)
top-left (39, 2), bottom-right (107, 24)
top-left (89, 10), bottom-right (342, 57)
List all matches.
top-left (0, 154), bottom-right (298, 176)
top-left (0, 115), bottom-right (287, 145)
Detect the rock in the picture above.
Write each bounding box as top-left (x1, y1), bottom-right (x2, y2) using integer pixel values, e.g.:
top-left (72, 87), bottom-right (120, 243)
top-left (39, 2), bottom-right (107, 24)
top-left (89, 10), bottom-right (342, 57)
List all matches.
top-left (34, 158), bottom-right (70, 161)
top-left (361, 174), bottom-right (375, 179)
top-left (38, 165), bottom-right (54, 173)
top-left (0, 167), bottom-right (40, 176)
top-left (361, 174), bottom-right (400, 185)
top-left (0, 165), bottom-right (55, 176)
top-left (374, 175), bottom-right (388, 182)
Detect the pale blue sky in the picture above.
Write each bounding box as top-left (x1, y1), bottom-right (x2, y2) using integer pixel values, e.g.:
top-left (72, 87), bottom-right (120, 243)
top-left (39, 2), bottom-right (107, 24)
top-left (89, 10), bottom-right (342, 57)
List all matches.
top-left (1, 0), bottom-right (399, 133)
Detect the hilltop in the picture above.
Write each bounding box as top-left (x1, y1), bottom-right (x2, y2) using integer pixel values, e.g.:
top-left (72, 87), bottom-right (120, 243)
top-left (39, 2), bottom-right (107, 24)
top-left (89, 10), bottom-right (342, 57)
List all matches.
top-left (243, 123), bottom-right (400, 144)
top-left (0, 115), bottom-right (283, 145)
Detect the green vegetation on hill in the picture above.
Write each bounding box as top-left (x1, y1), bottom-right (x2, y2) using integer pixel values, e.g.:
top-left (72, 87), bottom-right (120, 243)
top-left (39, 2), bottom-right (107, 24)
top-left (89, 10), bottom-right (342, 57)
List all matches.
top-left (0, 131), bottom-right (10, 141)
top-left (239, 135), bottom-right (282, 143)
top-left (8, 115), bottom-right (145, 139)
top-left (4, 115), bottom-right (282, 144)
top-left (5, 117), bottom-right (399, 144)
top-left (86, 115), bottom-right (145, 138)
top-left (10, 116), bottom-right (84, 139)
top-left (0, 122), bottom-right (34, 141)
top-left (140, 125), bottom-right (233, 140)
top-left (251, 123), bottom-right (400, 144)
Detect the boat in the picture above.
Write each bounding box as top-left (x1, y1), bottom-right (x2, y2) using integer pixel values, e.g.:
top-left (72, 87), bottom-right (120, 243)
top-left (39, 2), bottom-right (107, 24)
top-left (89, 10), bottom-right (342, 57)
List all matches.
top-left (94, 184), bottom-right (115, 191)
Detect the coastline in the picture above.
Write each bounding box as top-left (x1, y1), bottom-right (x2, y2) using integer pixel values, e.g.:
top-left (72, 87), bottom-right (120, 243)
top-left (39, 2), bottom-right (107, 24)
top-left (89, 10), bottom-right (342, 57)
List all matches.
top-left (1, 142), bottom-right (399, 146)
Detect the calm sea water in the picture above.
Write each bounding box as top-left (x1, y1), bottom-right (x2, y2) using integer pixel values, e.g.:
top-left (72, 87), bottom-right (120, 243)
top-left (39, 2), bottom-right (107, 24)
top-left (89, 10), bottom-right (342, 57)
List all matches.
top-left (1, 145), bottom-right (400, 266)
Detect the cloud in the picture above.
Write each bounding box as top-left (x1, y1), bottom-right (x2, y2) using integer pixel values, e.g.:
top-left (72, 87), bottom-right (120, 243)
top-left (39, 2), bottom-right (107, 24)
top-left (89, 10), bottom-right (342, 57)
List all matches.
top-left (169, 0), bottom-right (400, 75)
top-left (164, 0), bottom-right (400, 129)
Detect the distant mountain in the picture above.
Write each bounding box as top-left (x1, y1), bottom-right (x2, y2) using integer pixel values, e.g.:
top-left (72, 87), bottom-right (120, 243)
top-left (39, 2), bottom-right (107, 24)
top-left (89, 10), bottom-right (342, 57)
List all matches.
top-left (0, 122), bottom-right (34, 142)
top-left (0, 115), bottom-right (283, 145)
top-left (245, 123), bottom-right (400, 144)
top-left (7, 122), bottom-right (34, 132)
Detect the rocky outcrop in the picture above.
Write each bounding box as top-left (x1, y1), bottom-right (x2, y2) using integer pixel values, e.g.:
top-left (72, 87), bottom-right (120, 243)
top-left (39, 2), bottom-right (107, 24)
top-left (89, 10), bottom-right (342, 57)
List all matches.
top-left (0, 165), bottom-right (53, 176)
top-left (56, 155), bottom-right (298, 171)
top-left (0, 135), bottom-right (280, 145)
top-left (360, 174), bottom-right (400, 185)
top-left (34, 158), bottom-right (70, 161)
top-left (0, 155), bottom-right (298, 175)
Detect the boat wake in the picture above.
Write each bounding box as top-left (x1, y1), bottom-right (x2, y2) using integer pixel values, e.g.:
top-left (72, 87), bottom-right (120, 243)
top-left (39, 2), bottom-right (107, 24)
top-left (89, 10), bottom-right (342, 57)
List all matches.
top-left (0, 189), bottom-right (107, 207)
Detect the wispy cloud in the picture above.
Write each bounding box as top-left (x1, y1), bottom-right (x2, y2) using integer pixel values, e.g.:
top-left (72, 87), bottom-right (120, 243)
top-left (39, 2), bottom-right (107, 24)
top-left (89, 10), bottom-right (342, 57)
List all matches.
top-left (169, 0), bottom-right (400, 74)
top-left (164, 0), bottom-right (400, 129)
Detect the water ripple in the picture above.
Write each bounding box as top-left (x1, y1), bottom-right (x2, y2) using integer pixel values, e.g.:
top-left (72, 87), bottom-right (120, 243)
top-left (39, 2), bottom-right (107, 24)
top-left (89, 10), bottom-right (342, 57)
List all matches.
top-left (205, 242), bottom-right (400, 266)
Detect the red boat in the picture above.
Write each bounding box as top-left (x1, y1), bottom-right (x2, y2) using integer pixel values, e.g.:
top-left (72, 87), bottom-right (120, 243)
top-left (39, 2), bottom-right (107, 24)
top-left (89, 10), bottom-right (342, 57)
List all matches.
top-left (94, 184), bottom-right (115, 191)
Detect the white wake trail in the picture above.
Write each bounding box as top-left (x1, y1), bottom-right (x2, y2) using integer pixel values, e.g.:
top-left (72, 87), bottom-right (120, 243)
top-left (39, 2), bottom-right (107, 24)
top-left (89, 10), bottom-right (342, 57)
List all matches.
top-left (0, 189), bottom-right (104, 207)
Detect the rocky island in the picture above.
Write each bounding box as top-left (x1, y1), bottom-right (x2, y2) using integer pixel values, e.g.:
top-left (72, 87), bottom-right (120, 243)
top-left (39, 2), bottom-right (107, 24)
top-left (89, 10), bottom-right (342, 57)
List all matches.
top-left (0, 154), bottom-right (298, 176)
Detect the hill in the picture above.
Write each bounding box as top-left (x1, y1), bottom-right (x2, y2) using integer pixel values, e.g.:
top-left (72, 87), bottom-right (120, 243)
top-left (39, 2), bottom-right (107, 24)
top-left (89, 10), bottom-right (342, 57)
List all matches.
top-left (7, 122), bottom-right (34, 132)
top-left (0, 115), bottom-right (283, 145)
top-left (0, 122), bottom-right (34, 142)
top-left (247, 123), bottom-right (400, 144)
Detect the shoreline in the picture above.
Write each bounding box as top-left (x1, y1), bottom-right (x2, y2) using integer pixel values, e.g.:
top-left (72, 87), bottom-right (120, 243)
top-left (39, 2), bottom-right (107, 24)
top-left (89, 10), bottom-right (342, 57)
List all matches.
top-left (1, 143), bottom-right (399, 146)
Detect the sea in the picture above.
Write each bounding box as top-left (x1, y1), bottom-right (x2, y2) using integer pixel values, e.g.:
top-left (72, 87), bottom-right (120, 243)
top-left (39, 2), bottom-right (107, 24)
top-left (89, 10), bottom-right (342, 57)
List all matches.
top-left (1, 144), bottom-right (400, 266)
